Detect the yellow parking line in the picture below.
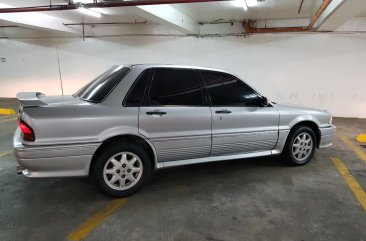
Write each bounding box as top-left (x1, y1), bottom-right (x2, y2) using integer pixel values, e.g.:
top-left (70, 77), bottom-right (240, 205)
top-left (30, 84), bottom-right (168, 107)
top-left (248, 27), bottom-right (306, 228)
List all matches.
top-left (0, 115), bottom-right (16, 119)
top-left (0, 108), bottom-right (16, 115)
top-left (331, 157), bottom-right (366, 211)
top-left (340, 135), bottom-right (366, 163)
top-left (0, 151), bottom-right (12, 158)
top-left (0, 117), bottom-right (17, 123)
top-left (357, 134), bottom-right (366, 143)
top-left (67, 198), bottom-right (127, 241)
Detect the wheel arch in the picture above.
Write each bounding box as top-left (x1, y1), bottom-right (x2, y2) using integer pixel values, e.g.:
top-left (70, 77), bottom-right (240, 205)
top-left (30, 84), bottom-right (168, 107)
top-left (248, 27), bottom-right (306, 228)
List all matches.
top-left (90, 134), bottom-right (158, 175)
top-left (289, 120), bottom-right (321, 148)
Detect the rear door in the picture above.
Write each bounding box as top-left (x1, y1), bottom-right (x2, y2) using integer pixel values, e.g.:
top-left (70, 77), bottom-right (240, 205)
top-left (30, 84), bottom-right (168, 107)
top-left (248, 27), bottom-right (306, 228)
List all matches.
top-left (200, 70), bottom-right (279, 156)
top-left (138, 68), bottom-right (212, 163)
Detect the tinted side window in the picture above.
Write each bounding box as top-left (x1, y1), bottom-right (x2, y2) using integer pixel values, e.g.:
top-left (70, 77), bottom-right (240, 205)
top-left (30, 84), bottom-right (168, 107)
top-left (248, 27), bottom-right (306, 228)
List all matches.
top-left (147, 69), bottom-right (203, 106)
top-left (74, 66), bottom-right (130, 103)
top-left (201, 71), bottom-right (261, 106)
top-left (124, 70), bottom-right (150, 106)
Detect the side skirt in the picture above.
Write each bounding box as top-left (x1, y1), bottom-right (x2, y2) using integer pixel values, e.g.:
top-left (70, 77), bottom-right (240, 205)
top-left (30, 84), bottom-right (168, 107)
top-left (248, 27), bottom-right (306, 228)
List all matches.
top-left (156, 150), bottom-right (274, 168)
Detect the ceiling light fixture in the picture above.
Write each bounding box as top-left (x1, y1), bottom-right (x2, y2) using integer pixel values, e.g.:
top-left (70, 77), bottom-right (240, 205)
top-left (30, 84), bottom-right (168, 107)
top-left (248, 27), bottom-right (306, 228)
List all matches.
top-left (74, 0), bottom-right (94, 3)
top-left (246, 0), bottom-right (261, 7)
top-left (232, 0), bottom-right (248, 11)
top-left (90, 7), bottom-right (110, 15)
top-left (77, 6), bottom-right (102, 18)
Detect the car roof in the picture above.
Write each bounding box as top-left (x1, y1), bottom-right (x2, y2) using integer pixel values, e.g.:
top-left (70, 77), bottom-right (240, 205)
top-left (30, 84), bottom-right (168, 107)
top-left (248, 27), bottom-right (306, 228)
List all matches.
top-left (121, 64), bottom-right (230, 73)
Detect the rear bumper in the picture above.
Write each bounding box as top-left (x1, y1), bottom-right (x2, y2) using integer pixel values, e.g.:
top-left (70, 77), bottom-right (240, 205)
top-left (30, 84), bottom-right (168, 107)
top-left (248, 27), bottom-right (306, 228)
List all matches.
top-left (13, 127), bottom-right (100, 177)
top-left (319, 125), bottom-right (336, 148)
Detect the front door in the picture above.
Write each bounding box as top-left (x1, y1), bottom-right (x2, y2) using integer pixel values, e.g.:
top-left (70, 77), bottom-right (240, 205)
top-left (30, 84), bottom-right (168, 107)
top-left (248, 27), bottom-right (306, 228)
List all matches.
top-left (200, 70), bottom-right (279, 156)
top-left (139, 68), bottom-right (211, 163)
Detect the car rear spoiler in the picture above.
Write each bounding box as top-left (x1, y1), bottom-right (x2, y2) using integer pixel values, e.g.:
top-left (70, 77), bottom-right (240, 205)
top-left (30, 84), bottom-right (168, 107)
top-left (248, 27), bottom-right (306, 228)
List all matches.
top-left (16, 92), bottom-right (47, 107)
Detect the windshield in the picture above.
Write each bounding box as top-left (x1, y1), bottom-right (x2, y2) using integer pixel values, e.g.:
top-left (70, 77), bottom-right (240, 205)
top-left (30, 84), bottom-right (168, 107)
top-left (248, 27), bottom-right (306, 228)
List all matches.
top-left (74, 66), bottom-right (130, 103)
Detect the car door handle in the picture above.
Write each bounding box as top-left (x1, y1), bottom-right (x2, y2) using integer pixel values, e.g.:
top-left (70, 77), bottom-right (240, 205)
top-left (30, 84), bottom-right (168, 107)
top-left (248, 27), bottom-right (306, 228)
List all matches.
top-left (215, 110), bottom-right (231, 114)
top-left (146, 111), bottom-right (167, 116)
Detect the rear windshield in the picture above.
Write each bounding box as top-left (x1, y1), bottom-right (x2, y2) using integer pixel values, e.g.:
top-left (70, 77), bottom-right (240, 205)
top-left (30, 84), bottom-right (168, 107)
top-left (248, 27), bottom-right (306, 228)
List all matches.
top-left (74, 66), bottom-right (130, 103)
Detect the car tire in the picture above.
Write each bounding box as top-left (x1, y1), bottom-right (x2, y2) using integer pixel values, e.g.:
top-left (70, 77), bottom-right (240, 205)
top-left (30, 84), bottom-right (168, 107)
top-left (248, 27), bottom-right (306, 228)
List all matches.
top-left (92, 141), bottom-right (151, 197)
top-left (282, 126), bottom-right (317, 166)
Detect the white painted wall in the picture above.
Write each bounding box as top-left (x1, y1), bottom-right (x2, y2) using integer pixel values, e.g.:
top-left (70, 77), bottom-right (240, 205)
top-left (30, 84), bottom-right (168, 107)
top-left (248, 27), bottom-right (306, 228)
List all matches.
top-left (0, 33), bottom-right (365, 118)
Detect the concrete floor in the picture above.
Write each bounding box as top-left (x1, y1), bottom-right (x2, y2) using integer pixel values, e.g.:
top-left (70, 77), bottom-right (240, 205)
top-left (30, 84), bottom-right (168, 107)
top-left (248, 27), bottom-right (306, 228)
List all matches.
top-left (1, 98), bottom-right (366, 241)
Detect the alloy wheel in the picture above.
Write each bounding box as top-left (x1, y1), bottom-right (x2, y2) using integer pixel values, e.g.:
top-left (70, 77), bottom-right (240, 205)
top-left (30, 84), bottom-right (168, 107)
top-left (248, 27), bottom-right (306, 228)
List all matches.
top-left (292, 132), bottom-right (313, 162)
top-left (103, 152), bottom-right (143, 191)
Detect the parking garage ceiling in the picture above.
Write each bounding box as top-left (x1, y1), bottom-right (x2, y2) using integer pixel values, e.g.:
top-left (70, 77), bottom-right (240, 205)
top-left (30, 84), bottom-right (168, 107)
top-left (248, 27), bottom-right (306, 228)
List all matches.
top-left (1, 0), bottom-right (366, 38)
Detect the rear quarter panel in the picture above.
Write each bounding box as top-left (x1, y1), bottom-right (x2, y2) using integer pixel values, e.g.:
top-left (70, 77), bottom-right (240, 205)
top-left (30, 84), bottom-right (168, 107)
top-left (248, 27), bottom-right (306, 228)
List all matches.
top-left (20, 105), bottom-right (140, 146)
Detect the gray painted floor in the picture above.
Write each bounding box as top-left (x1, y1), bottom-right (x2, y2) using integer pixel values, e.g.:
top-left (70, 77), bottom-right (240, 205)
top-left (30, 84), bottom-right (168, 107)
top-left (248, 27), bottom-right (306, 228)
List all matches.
top-left (1, 99), bottom-right (366, 241)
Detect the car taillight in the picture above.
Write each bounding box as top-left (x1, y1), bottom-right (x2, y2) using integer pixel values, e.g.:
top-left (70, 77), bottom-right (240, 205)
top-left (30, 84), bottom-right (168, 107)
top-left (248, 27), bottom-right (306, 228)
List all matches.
top-left (19, 120), bottom-right (35, 141)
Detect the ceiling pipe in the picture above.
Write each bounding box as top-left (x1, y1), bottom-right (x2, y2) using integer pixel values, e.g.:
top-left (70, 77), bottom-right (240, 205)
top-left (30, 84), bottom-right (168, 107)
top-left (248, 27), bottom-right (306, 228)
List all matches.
top-left (243, 20), bottom-right (308, 33)
top-left (298, 0), bottom-right (304, 14)
top-left (308, 0), bottom-right (332, 29)
top-left (64, 21), bottom-right (149, 26)
top-left (243, 0), bottom-right (333, 33)
top-left (0, 0), bottom-right (230, 13)
top-left (0, 25), bottom-right (20, 28)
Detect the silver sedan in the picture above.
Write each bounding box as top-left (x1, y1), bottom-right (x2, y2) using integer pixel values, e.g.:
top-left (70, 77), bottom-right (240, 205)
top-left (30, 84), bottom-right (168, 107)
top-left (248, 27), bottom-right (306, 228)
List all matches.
top-left (13, 64), bottom-right (336, 197)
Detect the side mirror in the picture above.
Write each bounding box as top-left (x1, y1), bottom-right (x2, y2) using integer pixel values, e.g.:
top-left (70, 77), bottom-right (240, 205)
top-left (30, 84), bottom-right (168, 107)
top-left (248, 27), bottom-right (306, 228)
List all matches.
top-left (261, 96), bottom-right (269, 107)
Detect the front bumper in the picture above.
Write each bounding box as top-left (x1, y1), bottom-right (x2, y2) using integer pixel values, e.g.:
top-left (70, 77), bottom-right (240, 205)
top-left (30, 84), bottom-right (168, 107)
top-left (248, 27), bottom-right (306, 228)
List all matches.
top-left (13, 127), bottom-right (100, 178)
top-left (319, 125), bottom-right (336, 148)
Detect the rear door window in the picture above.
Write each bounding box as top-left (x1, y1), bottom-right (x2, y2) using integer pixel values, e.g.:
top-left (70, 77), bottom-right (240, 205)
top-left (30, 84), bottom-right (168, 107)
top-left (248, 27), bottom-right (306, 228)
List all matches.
top-left (124, 69), bottom-right (151, 106)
